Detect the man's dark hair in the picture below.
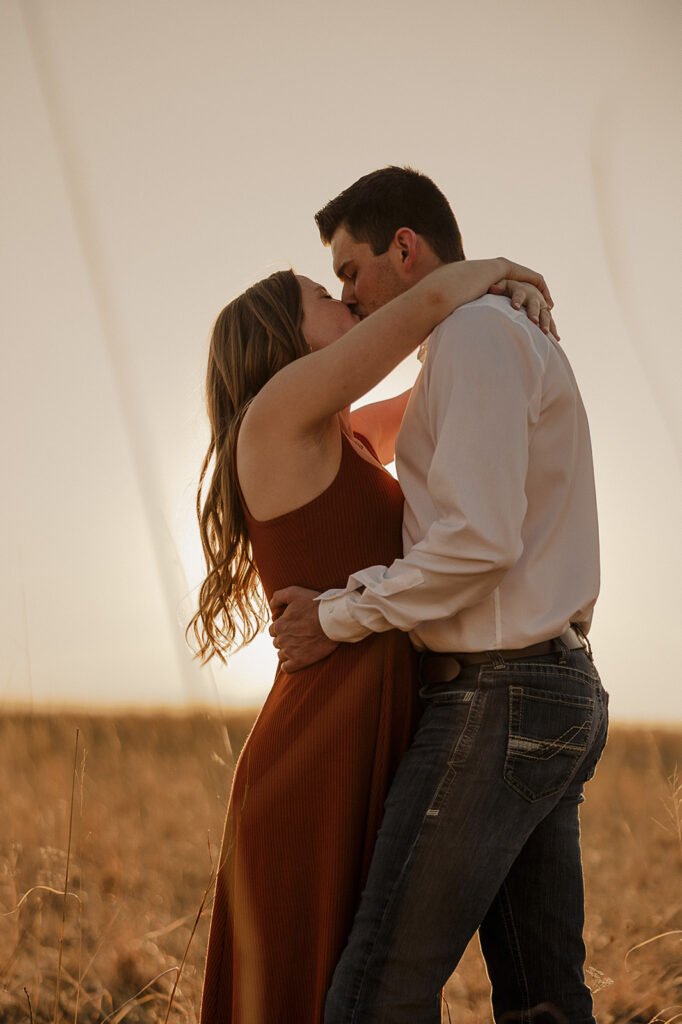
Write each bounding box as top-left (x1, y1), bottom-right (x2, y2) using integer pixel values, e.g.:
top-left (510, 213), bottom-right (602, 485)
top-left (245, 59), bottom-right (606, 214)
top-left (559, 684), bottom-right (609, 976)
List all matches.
top-left (315, 166), bottom-right (465, 264)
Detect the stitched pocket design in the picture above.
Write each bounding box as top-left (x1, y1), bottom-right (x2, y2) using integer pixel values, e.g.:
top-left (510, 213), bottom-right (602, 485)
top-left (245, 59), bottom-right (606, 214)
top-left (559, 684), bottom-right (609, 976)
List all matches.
top-left (423, 689), bottom-right (487, 819)
top-left (504, 686), bottom-right (594, 802)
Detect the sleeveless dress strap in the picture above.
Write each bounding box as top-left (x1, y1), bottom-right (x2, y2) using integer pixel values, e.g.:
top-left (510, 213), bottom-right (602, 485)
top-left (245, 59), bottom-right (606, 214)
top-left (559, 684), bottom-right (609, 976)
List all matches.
top-left (352, 431), bottom-right (381, 463)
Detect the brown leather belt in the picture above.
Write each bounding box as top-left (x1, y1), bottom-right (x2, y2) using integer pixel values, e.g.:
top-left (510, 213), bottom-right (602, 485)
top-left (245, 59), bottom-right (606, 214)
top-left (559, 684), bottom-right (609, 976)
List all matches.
top-left (420, 627), bottom-right (586, 684)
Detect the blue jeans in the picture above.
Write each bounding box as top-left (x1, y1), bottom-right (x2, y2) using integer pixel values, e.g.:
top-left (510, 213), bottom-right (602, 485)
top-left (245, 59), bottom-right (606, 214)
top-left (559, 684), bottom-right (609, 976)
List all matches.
top-left (325, 646), bottom-right (609, 1024)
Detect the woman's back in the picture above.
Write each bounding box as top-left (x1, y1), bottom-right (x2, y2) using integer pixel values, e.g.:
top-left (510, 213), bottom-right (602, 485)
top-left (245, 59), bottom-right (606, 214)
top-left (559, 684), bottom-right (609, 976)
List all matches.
top-left (242, 431), bottom-right (406, 597)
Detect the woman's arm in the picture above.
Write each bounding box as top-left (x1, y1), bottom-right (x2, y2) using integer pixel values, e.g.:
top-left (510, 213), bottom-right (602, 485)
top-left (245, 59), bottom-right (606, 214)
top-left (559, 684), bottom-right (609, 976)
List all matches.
top-left (248, 259), bottom-right (550, 437)
top-left (350, 389), bottom-right (412, 465)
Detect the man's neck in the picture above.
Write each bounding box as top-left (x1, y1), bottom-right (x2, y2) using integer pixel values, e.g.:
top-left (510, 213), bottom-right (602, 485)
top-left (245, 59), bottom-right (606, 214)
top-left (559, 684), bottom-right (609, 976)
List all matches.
top-left (408, 247), bottom-right (445, 286)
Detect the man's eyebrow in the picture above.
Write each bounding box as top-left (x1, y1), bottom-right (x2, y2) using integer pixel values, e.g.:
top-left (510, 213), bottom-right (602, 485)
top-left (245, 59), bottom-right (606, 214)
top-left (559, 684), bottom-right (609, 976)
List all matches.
top-left (334, 259), bottom-right (351, 281)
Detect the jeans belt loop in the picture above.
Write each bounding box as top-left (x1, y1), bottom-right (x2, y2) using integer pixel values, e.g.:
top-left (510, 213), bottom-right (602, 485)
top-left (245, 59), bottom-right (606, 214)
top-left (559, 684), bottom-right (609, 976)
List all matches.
top-left (556, 633), bottom-right (569, 664)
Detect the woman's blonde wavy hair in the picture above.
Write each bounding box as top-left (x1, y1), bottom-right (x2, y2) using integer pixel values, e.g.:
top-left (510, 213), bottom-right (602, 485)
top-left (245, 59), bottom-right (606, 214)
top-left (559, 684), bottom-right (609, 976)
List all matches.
top-left (187, 269), bottom-right (308, 663)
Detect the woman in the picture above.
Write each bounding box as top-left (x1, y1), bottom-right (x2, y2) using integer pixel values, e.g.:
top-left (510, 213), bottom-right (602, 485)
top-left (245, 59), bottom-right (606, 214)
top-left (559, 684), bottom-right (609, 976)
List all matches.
top-left (189, 258), bottom-right (551, 1023)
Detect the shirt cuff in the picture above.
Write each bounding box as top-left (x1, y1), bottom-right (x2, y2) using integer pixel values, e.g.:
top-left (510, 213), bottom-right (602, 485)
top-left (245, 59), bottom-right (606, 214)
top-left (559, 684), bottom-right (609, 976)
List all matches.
top-left (316, 587), bottom-right (373, 643)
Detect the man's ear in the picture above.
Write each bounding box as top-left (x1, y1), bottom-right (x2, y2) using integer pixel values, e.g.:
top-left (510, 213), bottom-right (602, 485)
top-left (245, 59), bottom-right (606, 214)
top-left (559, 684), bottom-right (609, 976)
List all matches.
top-left (390, 227), bottom-right (419, 274)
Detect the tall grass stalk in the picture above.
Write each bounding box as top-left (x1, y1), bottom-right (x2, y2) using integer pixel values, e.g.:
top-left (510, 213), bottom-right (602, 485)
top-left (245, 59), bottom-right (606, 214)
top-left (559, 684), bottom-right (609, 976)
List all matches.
top-left (53, 728), bottom-right (79, 1024)
top-left (164, 871), bottom-right (216, 1023)
top-left (73, 745), bottom-right (87, 1024)
top-left (99, 967), bottom-right (180, 1024)
top-left (24, 986), bottom-right (34, 1023)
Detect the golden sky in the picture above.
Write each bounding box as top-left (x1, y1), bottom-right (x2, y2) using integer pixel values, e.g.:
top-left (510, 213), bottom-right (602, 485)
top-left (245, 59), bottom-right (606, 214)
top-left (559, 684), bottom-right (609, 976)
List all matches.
top-left (2, 0), bottom-right (680, 722)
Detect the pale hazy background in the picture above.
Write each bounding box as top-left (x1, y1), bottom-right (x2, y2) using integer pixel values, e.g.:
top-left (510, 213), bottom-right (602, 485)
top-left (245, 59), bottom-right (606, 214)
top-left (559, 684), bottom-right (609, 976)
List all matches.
top-left (2, 0), bottom-right (680, 723)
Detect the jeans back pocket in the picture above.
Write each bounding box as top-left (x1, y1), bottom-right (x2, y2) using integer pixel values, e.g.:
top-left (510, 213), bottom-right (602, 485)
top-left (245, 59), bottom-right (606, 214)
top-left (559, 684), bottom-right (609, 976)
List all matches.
top-left (504, 686), bottom-right (595, 802)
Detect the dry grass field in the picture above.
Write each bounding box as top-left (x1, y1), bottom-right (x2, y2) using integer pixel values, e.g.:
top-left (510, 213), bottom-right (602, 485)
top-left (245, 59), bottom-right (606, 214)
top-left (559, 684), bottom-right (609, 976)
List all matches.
top-left (0, 712), bottom-right (679, 1023)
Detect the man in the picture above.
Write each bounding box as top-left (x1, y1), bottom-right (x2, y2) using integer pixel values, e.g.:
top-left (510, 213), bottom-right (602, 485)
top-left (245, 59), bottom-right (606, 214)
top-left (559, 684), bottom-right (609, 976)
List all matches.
top-left (271, 166), bottom-right (608, 1023)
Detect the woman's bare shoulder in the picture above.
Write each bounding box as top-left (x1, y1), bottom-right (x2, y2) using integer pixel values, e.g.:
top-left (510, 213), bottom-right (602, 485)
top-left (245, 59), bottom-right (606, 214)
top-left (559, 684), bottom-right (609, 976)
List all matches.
top-left (236, 402), bottom-right (341, 522)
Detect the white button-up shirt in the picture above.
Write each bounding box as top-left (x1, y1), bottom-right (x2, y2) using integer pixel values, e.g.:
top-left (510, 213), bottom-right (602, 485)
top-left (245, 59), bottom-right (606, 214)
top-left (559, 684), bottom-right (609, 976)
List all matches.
top-left (318, 295), bottom-right (600, 652)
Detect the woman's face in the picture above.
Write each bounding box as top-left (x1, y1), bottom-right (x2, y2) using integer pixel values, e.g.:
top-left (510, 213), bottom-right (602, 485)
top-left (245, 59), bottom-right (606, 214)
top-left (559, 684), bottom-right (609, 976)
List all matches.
top-left (298, 275), bottom-right (360, 352)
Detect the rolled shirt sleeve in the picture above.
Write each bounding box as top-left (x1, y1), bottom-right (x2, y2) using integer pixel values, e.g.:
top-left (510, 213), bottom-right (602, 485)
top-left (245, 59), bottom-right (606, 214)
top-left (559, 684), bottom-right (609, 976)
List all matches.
top-left (317, 303), bottom-right (547, 644)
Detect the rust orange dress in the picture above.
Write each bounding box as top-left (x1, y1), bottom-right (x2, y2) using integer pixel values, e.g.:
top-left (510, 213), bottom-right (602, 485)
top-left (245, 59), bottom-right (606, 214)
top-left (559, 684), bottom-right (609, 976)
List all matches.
top-left (200, 432), bottom-right (419, 1024)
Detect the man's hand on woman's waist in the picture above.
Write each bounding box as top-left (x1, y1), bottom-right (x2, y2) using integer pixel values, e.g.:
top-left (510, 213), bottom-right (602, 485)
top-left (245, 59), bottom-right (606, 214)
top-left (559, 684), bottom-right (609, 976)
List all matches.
top-left (270, 586), bottom-right (339, 672)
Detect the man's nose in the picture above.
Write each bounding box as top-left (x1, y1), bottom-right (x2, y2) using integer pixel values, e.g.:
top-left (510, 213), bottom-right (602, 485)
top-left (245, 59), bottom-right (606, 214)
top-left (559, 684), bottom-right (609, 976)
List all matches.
top-left (341, 280), bottom-right (356, 306)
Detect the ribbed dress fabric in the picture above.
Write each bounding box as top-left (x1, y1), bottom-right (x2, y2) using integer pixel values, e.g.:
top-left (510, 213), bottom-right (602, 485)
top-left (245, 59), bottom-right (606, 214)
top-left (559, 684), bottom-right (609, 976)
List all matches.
top-left (200, 432), bottom-right (418, 1024)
